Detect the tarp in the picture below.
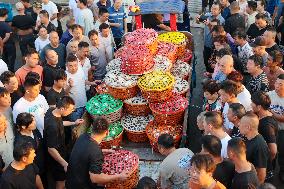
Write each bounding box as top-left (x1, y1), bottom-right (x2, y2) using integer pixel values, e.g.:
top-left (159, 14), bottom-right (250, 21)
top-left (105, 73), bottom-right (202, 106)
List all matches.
top-left (129, 0), bottom-right (185, 15)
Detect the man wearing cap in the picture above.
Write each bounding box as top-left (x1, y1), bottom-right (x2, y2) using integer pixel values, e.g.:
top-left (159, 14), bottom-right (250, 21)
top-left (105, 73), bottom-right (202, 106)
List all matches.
top-left (247, 13), bottom-right (268, 40)
top-left (250, 36), bottom-right (269, 67)
top-left (11, 2), bottom-right (36, 57)
top-left (224, 1), bottom-right (245, 35)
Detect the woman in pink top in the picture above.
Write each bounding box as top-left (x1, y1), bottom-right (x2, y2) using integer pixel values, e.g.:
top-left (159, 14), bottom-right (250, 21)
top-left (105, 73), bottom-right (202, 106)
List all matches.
top-left (263, 50), bottom-right (284, 90)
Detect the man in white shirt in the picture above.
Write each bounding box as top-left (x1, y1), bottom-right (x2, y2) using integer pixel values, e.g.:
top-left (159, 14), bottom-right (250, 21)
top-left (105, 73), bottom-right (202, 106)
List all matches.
top-left (69, 0), bottom-right (80, 23)
top-left (246, 1), bottom-right (258, 29)
top-left (99, 23), bottom-right (115, 62)
top-left (268, 74), bottom-right (284, 182)
top-left (41, 0), bottom-right (58, 28)
top-left (13, 77), bottom-right (49, 136)
top-left (94, 8), bottom-right (110, 31)
top-left (77, 0), bottom-right (95, 36)
top-left (203, 111), bottom-right (231, 158)
top-left (76, 41), bottom-right (91, 79)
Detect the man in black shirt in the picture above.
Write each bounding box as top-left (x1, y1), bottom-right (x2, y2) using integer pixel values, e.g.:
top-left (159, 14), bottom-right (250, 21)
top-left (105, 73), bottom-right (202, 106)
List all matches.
top-left (0, 71), bottom-right (22, 107)
top-left (0, 140), bottom-right (44, 189)
top-left (228, 137), bottom-right (259, 189)
top-left (66, 117), bottom-right (128, 189)
top-left (46, 69), bottom-right (68, 107)
top-left (247, 13), bottom-right (268, 40)
top-left (227, 103), bottom-right (246, 138)
top-left (224, 1), bottom-right (245, 35)
top-left (43, 49), bottom-right (60, 92)
top-left (251, 91), bottom-right (278, 181)
top-left (36, 10), bottom-right (56, 34)
top-left (0, 8), bottom-right (16, 72)
top-left (239, 112), bottom-right (269, 184)
top-left (201, 135), bottom-right (235, 188)
top-left (44, 96), bottom-right (83, 189)
top-left (21, 0), bottom-right (38, 22)
top-left (263, 27), bottom-right (280, 53)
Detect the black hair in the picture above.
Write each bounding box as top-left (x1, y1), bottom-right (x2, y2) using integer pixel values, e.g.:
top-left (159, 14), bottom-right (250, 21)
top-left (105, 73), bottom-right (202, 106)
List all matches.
top-left (66, 18), bottom-right (75, 29)
top-left (0, 8), bottom-right (8, 17)
top-left (255, 13), bottom-right (267, 21)
top-left (66, 53), bottom-right (78, 63)
top-left (0, 87), bottom-right (9, 97)
top-left (201, 135), bottom-right (222, 157)
top-left (71, 24), bottom-right (84, 31)
top-left (227, 71), bottom-right (244, 83)
top-left (219, 80), bottom-right (239, 97)
top-left (99, 8), bottom-right (108, 16)
top-left (190, 153), bottom-right (216, 173)
top-left (38, 24), bottom-right (48, 31)
top-left (227, 137), bottom-right (246, 156)
top-left (0, 71), bottom-right (15, 85)
top-left (211, 25), bottom-right (224, 34)
top-left (78, 41), bottom-right (89, 49)
top-left (23, 77), bottom-right (41, 89)
top-left (88, 30), bottom-right (99, 38)
top-left (202, 80), bottom-right (220, 95)
top-left (25, 72), bottom-right (41, 81)
top-left (251, 91), bottom-right (271, 110)
top-left (78, 0), bottom-right (88, 6)
top-left (56, 96), bottom-right (75, 109)
top-left (247, 1), bottom-right (257, 11)
top-left (13, 139), bottom-right (34, 161)
top-left (16, 113), bottom-right (34, 131)
top-left (229, 103), bottom-right (246, 119)
top-left (91, 117), bottom-right (109, 134)
top-left (268, 50), bottom-right (283, 65)
top-left (216, 48), bottom-right (232, 58)
top-left (248, 55), bottom-right (263, 67)
top-left (39, 9), bottom-right (49, 18)
top-left (21, 0), bottom-right (30, 3)
top-left (233, 29), bottom-right (247, 39)
top-left (99, 23), bottom-right (110, 32)
top-left (157, 134), bottom-right (175, 149)
top-left (54, 69), bottom-right (67, 81)
top-left (25, 48), bottom-right (38, 57)
top-left (136, 176), bottom-right (157, 189)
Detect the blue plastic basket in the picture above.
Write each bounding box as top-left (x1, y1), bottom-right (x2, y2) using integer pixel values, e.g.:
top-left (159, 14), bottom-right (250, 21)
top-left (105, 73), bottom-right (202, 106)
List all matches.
top-left (0, 3), bottom-right (13, 22)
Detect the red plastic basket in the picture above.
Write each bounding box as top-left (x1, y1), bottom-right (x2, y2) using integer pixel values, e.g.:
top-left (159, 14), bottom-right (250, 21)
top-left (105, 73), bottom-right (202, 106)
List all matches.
top-left (102, 150), bottom-right (139, 189)
top-left (149, 94), bottom-right (188, 124)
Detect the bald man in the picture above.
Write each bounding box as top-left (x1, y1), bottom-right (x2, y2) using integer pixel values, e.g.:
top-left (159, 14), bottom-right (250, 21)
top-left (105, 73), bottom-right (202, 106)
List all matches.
top-left (263, 27), bottom-right (280, 53)
top-left (239, 112), bottom-right (269, 184)
top-left (43, 49), bottom-right (60, 92)
top-left (213, 55), bottom-right (234, 83)
top-left (40, 31), bottom-right (66, 69)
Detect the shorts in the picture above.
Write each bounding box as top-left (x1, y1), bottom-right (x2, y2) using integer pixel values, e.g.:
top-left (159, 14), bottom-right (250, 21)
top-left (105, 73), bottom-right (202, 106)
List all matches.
top-left (50, 163), bottom-right (66, 181)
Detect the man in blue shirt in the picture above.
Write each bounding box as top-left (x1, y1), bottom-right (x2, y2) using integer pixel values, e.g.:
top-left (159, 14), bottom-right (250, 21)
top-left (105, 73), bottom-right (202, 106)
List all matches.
top-left (108, 0), bottom-right (127, 48)
top-left (196, 3), bottom-right (225, 72)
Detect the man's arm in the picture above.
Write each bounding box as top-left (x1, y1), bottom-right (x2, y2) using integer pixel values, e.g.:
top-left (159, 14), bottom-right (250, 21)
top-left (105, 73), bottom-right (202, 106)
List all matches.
top-left (35, 175), bottom-right (44, 189)
top-left (272, 111), bottom-right (284, 122)
top-left (2, 32), bottom-right (11, 44)
top-left (256, 167), bottom-right (266, 184)
top-left (124, 18), bottom-right (128, 33)
top-left (48, 148), bottom-right (68, 172)
top-left (89, 171), bottom-right (127, 184)
top-left (268, 143), bottom-right (277, 160)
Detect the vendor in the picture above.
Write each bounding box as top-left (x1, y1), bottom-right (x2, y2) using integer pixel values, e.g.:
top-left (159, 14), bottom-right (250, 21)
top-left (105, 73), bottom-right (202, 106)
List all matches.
top-left (66, 117), bottom-right (129, 189)
top-left (142, 14), bottom-right (171, 31)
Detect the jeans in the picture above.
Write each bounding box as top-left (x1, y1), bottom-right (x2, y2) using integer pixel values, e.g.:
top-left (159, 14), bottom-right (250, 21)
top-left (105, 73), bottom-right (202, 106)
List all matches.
top-left (2, 43), bottom-right (16, 72)
top-left (18, 34), bottom-right (36, 56)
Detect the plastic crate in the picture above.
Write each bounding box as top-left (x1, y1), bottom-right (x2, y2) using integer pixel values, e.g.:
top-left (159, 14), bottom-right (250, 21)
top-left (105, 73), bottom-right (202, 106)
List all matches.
top-left (0, 3), bottom-right (13, 22)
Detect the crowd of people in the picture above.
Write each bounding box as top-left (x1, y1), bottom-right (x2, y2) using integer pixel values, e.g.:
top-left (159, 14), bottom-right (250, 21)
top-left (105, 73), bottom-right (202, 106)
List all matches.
top-left (0, 0), bottom-right (283, 188)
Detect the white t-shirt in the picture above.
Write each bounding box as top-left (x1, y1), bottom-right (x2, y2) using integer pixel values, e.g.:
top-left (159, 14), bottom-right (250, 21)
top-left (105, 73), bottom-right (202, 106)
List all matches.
top-left (13, 95), bottom-right (49, 136)
top-left (221, 133), bottom-right (231, 158)
top-left (0, 59), bottom-right (8, 75)
top-left (99, 33), bottom-right (114, 61)
top-left (79, 57), bottom-right (92, 90)
top-left (42, 1), bottom-right (59, 27)
top-left (237, 85), bottom-right (252, 111)
top-left (66, 66), bottom-right (87, 108)
top-left (77, 8), bottom-right (95, 36)
top-left (268, 90), bottom-right (284, 130)
top-left (35, 36), bottom-right (50, 54)
top-left (69, 0), bottom-right (80, 23)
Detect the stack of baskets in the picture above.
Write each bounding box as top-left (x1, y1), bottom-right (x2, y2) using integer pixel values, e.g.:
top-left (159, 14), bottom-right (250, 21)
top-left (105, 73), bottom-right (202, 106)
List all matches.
top-left (102, 150), bottom-right (139, 189)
